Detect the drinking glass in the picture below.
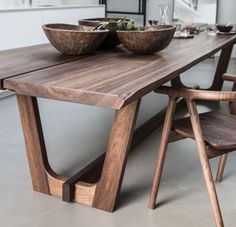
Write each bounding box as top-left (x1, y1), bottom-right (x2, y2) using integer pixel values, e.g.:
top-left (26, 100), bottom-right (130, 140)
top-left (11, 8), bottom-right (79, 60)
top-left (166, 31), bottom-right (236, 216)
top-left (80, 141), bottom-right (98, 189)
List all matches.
top-left (206, 25), bottom-right (217, 36)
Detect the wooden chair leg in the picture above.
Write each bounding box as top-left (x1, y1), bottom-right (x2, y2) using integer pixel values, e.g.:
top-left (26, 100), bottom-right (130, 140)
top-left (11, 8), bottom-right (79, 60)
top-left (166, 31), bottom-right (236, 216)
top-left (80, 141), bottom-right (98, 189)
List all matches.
top-left (216, 82), bottom-right (236, 183)
top-left (215, 83), bottom-right (236, 183)
top-left (230, 82), bottom-right (236, 115)
top-left (187, 101), bottom-right (224, 227)
top-left (216, 154), bottom-right (228, 183)
top-left (149, 97), bottom-right (177, 209)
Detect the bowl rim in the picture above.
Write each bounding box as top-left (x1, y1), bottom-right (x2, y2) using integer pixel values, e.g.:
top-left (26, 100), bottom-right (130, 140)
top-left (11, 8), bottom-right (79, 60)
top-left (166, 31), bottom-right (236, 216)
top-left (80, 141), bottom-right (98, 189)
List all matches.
top-left (42, 23), bottom-right (109, 33)
top-left (216, 24), bottom-right (234, 28)
top-left (79, 17), bottom-right (134, 23)
top-left (116, 25), bottom-right (176, 33)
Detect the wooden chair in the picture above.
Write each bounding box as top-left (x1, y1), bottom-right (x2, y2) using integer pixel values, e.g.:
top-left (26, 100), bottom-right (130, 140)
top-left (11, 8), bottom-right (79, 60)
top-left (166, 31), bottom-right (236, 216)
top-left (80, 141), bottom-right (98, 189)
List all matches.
top-left (215, 74), bottom-right (236, 183)
top-left (148, 83), bottom-right (236, 227)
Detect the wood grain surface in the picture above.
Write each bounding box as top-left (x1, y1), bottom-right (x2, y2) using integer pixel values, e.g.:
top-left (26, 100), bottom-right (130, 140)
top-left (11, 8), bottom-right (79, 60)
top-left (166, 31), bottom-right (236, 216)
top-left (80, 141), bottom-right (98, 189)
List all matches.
top-left (173, 111), bottom-right (236, 150)
top-left (4, 34), bottom-right (236, 109)
top-left (16, 95), bottom-right (51, 194)
top-left (150, 86), bottom-right (230, 226)
top-left (0, 44), bottom-right (82, 88)
top-left (185, 102), bottom-right (224, 227)
top-left (92, 99), bottom-right (140, 212)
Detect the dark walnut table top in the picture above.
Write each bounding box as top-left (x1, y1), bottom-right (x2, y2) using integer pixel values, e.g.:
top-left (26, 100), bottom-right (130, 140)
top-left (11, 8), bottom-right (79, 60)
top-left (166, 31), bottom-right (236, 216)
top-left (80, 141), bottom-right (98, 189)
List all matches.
top-left (0, 44), bottom-right (82, 88)
top-left (3, 33), bottom-right (236, 109)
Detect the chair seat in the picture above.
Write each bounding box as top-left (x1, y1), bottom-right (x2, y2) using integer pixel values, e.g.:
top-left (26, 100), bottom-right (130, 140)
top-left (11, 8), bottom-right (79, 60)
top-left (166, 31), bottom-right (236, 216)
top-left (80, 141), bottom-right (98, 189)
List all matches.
top-left (172, 111), bottom-right (236, 150)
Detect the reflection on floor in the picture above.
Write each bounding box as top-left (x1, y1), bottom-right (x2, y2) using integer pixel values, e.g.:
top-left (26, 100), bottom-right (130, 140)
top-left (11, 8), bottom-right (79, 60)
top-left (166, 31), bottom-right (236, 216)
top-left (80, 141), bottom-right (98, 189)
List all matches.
top-left (0, 58), bottom-right (236, 227)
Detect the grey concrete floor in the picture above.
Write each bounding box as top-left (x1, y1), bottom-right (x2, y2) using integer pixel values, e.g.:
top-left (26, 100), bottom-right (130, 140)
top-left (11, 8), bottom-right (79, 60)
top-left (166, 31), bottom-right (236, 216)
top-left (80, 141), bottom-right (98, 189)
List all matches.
top-left (1, 58), bottom-right (236, 227)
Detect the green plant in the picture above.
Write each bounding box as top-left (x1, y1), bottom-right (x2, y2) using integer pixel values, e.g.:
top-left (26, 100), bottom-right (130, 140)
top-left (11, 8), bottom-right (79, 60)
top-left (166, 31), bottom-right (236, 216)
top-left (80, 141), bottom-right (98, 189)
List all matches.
top-left (94, 19), bottom-right (145, 31)
top-left (116, 20), bottom-right (144, 31)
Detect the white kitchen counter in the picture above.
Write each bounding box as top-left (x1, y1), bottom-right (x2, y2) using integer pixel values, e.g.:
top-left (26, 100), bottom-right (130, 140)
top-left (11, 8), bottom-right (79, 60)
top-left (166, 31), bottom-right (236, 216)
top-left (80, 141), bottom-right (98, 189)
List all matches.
top-left (0, 4), bottom-right (105, 50)
top-left (0, 4), bottom-right (104, 12)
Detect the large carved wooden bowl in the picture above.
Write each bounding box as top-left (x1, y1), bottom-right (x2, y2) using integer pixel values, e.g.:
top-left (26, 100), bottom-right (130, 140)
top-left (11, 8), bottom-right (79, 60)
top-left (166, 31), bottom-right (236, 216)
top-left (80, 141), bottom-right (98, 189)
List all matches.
top-left (43, 24), bottom-right (109, 55)
top-left (79, 18), bottom-right (133, 49)
top-left (117, 25), bottom-right (176, 54)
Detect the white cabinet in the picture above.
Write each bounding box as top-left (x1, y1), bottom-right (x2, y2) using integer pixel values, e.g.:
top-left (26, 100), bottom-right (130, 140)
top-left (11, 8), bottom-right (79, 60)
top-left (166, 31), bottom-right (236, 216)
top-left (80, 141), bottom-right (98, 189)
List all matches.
top-left (43, 7), bottom-right (104, 24)
top-left (0, 5), bottom-right (105, 50)
top-left (61, 0), bottom-right (99, 4)
top-left (0, 11), bottom-right (44, 49)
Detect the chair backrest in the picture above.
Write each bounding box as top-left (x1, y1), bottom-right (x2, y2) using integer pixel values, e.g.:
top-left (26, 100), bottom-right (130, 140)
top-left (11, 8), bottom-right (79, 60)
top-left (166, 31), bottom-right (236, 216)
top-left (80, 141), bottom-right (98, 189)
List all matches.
top-left (156, 86), bottom-right (236, 102)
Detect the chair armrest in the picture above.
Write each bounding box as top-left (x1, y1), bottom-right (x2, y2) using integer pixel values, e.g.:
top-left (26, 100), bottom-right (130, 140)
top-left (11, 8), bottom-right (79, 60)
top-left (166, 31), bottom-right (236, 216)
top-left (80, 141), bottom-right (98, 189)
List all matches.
top-left (222, 74), bottom-right (236, 82)
top-left (156, 86), bottom-right (236, 102)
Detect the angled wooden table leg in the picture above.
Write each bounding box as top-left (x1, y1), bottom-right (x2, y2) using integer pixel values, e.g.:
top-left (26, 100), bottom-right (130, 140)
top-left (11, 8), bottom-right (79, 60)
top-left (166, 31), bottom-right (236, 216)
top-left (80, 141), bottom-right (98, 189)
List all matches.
top-left (92, 99), bottom-right (141, 212)
top-left (17, 94), bottom-right (140, 211)
top-left (17, 95), bottom-right (50, 194)
top-left (210, 44), bottom-right (234, 91)
top-left (17, 94), bottom-right (98, 206)
top-left (170, 43), bottom-right (234, 92)
top-left (171, 76), bottom-right (183, 88)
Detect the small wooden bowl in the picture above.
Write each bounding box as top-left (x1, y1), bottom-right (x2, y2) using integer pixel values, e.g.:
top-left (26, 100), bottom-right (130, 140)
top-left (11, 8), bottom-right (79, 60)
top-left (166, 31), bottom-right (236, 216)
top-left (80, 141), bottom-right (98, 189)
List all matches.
top-left (117, 25), bottom-right (176, 54)
top-left (79, 18), bottom-right (133, 49)
top-left (43, 24), bottom-right (109, 55)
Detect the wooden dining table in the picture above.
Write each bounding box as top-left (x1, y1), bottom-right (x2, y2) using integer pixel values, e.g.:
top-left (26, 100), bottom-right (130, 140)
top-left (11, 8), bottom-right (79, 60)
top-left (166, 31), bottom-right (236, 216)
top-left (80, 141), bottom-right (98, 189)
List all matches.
top-left (1, 33), bottom-right (236, 213)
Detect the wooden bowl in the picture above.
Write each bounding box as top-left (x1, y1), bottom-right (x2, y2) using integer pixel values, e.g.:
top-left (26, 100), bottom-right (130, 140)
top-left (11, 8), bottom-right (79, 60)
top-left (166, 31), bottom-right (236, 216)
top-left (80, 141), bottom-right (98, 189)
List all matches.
top-left (117, 25), bottom-right (176, 54)
top-left (79, 18), bottom-right (133, 49)
top-left (43, 24), bottom-right (109, 55)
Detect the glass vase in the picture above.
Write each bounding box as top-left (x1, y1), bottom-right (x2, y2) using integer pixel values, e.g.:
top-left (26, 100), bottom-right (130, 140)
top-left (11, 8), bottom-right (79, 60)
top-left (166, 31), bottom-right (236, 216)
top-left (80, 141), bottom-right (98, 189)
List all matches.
top-left (159, 4), bottom-right (169, 25)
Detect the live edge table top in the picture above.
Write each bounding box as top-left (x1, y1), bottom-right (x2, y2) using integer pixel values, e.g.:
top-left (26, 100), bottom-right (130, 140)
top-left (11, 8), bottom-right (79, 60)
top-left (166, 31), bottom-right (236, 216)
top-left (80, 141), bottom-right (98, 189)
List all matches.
top-left (3, 34), bottom-right (236, 110)
top-left (0, 44), bottom-right (82, 88)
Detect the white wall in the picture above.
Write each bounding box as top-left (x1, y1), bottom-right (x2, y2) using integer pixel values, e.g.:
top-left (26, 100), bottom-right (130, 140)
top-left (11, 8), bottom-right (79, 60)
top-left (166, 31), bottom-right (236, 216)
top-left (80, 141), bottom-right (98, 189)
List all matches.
top-left (218, 0), bottom-right (236, 57)
top-left (0, 0), bottom-right (99, 7)
top-left (108, 0), bottom-right (173, 25)
top-left (107, 0), bottom-right (173, 25)
top-left (0, 6), bottom-right (105, 50)
top-left (146, 0), bottom-right (173, 23)
top-left (218, 0), bottom-right (236, 24)
top-left (0, 0), bottom-right (28, 7)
